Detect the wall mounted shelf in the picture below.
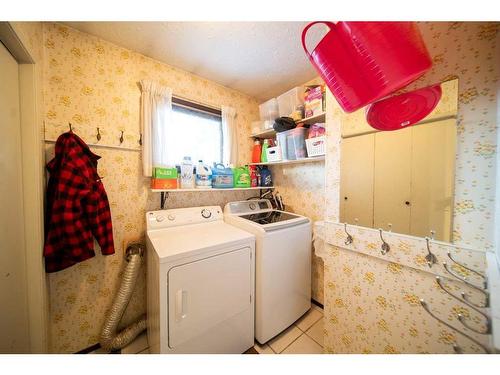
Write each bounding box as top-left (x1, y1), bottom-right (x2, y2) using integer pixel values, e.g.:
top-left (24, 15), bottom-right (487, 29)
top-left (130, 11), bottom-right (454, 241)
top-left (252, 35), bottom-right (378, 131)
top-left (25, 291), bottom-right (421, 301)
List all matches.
top-left (151, 186), bottom-right (274, 193)
top-left (296, 111), bottom-right (326, 125)
top-left (153, 186), bottom-right (274, 209)
top-left (249, 156), bottom-right (325, 166)
top-left (250, 112), bottom-right (326, 139)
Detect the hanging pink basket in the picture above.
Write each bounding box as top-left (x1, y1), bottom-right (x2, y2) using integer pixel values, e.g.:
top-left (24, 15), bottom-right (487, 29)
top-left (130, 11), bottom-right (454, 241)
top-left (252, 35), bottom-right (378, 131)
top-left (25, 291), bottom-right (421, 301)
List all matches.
top-left (302, 21), bottom-right (432, 113)
top-left (365, 84), bottom-right (442, 131)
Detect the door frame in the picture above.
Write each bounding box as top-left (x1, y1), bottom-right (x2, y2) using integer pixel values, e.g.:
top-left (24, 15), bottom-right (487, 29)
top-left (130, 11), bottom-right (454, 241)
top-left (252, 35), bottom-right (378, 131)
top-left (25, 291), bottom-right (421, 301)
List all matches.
top-left (0, 22), bottom-right (48, 353)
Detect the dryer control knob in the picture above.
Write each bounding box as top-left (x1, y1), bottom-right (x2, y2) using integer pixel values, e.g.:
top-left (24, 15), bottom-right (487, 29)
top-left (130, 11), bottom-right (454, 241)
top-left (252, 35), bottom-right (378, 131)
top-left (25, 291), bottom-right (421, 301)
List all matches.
top-left (201, 209), bottom-right (212, 219)
top-left (167, 214), bottom-right (175, 221)
top-left (156, 215), bottom-right (165, 222)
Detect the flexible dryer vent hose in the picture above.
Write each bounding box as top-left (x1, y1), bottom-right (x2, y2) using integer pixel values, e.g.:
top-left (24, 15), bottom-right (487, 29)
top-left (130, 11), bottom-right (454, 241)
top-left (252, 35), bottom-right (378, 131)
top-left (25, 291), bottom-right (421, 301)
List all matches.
top-left (100, 243), bottom-right (147, 351)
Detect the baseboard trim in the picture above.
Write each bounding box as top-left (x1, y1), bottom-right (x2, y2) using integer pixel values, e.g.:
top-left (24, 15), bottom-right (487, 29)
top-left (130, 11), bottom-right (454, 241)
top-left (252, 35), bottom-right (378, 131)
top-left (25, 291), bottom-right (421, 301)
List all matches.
top-left (311, 299), bottom-right (324, 310)
top-left (76, 343), bottom-right (101, 354)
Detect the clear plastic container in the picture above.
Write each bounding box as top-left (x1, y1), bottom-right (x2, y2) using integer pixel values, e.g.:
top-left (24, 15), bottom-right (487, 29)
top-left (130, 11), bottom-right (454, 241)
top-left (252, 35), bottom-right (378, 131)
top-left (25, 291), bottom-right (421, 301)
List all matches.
top-left (276, 132), bottom-right (288, 160)
top-left (277, 86), bottom-right (305, 118)
top-left (259, 98), bottom-right (279, 122)
top-left (276, 127), bottom-right (308, 160)
top-left (286, 127), bottom-right (308, 159)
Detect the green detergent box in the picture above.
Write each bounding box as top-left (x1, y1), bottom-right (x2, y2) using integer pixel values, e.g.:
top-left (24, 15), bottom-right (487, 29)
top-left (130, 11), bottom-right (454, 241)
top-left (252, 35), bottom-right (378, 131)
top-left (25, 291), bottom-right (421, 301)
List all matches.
top-left (151, 167), bottom-right (178, 189)
top-left (153, 167), bottom-right (178, 179)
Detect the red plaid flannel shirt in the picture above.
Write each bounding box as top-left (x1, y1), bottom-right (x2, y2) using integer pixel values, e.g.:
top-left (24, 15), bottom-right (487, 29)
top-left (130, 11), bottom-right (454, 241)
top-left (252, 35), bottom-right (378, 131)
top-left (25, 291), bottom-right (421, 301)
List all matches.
top-left (44, 132), bottom-right (115, 272)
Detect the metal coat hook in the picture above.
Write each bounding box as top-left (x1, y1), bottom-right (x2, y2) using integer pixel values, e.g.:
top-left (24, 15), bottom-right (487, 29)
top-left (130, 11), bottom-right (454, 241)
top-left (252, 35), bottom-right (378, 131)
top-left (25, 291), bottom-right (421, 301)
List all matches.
top-left (447, 251), bottom-right (487, 288)
top-left (344, 223), bottom-right (353, 245)
top-left (424, 237), bottom-right (437, 267)
top-left (457, 313), bottom-right (490, 335)
top-left (419, 298), bottom-right (490, 354)
top-left (442, 262), bottom-right (489, 308)
top-left (378, 228), bottom-right (390, 255)
top-left (119, 130), bottom-right (124, 144)
top-left (435, 276), bottom-right (491, 334)
top-left (96, 127), bottom-right (101, 142)
top-left (139, 133), bottom-right (142, 146)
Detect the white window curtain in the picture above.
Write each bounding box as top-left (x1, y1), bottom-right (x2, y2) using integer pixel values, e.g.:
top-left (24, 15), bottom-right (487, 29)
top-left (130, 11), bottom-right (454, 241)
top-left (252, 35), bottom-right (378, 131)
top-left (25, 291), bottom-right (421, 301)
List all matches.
top-left (221, 106), bottom-right (238, 166)
top-left (139, 80), bottom-right (173, 177)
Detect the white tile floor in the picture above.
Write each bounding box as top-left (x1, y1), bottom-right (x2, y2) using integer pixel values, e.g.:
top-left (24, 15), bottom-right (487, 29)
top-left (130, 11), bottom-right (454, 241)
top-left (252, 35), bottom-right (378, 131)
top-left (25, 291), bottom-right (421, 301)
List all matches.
top-left (254, 304), bottom-right (324, 354)
top-left (99, 304), bottom-right (324, 355)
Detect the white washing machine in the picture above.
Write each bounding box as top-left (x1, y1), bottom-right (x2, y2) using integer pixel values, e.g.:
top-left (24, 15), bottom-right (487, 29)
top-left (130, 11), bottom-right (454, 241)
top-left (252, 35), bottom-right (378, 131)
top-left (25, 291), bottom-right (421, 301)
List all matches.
top-left (224, 200), bottom-right (311, 344)
top-left (146, 206), bottom-right (255, 354)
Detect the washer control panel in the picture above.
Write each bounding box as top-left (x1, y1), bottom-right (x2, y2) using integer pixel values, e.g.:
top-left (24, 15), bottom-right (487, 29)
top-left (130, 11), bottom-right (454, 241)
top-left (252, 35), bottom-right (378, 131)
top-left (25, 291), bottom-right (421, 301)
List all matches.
top-left (146, 206), bottom-right (222, 230)
top-left (224, 199), bottom-right (273, 215)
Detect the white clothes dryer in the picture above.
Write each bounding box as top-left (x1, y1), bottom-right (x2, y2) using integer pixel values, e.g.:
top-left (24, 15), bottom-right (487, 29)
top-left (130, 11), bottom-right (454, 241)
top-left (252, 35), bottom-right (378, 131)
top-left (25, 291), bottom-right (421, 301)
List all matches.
top-left (146, 206), bottom-right (255, 353)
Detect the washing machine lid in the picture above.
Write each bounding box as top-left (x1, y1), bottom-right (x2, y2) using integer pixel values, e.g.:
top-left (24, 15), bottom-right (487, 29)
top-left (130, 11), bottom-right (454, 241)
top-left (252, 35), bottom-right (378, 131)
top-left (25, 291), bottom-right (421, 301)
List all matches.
top-left (233, 210), bottom-right (309, 232)
top-left (240, 210), bottom-right (304, 225)
top-left (148, 221), bottom-right (254, 263)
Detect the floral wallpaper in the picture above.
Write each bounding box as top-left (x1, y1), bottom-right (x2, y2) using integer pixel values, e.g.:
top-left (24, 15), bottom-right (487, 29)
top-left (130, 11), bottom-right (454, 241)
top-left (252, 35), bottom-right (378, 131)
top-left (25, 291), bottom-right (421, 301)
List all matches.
top-left (321, 22), bottom-right (499, 353)
top-left (41, 22), bottom-right (261, 353)
top-left (318, 225), bottom-right (490, 354)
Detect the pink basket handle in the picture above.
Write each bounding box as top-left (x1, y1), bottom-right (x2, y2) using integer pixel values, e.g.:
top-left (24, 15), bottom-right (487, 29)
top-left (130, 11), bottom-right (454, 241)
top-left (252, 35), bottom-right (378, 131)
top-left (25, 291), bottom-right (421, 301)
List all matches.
top-left (301, 21), bottom-right (337, 58)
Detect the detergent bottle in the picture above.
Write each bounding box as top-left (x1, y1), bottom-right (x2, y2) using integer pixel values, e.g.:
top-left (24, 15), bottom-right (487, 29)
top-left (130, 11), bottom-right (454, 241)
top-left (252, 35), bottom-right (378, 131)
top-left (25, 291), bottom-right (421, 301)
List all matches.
top-left (261, 139), bottom-right (269, 163)
top-left (252, 140), bottom-right (262, 163)
top-left (195, 160), bottom-right (212, 189)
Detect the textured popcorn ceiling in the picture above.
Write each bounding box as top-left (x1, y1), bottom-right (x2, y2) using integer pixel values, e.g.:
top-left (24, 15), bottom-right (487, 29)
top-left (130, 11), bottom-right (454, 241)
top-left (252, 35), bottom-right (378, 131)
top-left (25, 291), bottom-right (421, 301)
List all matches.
top-left (63, 22), bottom-right (322, 102)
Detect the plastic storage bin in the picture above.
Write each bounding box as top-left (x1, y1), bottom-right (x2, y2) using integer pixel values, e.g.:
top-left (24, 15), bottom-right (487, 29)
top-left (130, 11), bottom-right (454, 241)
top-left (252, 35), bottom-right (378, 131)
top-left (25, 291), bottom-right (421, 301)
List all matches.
top-left (276, 132), bottom-right (288, 160)
top-left (277, 86), bottom-right (305, 117)
top-left (266, 146), bottom-right (282, 162)
top-left (286, 127), bottom-right (308, 159)
top-left (259, 98), bottom-right (279, 122)
top-left (305, 136), bottom-right (326, 157)
top-left (276, 127), bottom-right (308, 160)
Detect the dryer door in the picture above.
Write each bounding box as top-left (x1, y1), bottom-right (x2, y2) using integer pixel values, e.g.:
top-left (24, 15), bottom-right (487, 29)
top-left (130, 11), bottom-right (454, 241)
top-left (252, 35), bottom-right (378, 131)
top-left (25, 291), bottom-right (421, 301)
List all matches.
top-left (167, 247), bottom-right (252, 349)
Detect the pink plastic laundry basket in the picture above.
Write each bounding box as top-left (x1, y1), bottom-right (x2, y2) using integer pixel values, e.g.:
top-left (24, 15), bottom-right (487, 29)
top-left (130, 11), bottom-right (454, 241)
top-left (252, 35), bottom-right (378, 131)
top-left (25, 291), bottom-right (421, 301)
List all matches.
top-left (301, 21), bottom-right (432, 113)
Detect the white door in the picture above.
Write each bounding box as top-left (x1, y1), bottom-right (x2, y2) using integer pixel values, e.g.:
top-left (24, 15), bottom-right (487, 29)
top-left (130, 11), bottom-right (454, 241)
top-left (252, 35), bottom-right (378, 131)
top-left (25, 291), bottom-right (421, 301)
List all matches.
top-left (373, 128), bottom-right (412, 233)
top-left (168, 247), bottom-right (252, 349)
top-left (340, 134), bottom-right (375, 227)
top-left (0, 42), bottom-right (30, 353)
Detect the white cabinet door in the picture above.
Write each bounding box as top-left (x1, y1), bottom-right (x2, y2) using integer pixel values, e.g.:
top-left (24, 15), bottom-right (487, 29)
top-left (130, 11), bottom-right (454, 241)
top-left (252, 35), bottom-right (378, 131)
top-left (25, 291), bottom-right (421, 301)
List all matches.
top-left (168, 247), bottom-right (252, 349)
top-left (410, 120), bottom-right (456, 241)
top-left (373, 128), bottom-right (412, 233)
top-left (340, 134), bottom-right (375, 228)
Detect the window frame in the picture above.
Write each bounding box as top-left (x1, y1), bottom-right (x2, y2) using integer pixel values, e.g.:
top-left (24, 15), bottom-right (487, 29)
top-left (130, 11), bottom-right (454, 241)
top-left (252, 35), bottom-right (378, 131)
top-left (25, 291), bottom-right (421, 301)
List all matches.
top-left (171, 96), bottom-right (223, 165)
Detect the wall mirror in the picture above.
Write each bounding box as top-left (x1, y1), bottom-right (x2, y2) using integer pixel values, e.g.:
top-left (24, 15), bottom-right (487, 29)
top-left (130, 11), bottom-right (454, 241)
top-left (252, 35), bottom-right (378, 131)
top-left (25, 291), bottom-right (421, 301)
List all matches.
top-left (339, 79), bottom-right (458, 242)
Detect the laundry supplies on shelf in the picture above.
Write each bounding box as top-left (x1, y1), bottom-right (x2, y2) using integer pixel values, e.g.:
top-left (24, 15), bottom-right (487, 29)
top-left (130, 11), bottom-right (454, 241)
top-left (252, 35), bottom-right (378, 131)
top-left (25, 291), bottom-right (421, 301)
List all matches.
top-left (180, 156), bottom-right (194, 189)
top-left (211, 163), bottom-right (234, 188)
top-left (195, 160), bottom-right (213, 189)
top-left (252, 139), bottom-right (262, 163)
top-left (259, 166), bottom-right (273, 187)
top-left (151, 166), bottom-right (178, 189)
top-left (234, 166), bottom-right (251, 188)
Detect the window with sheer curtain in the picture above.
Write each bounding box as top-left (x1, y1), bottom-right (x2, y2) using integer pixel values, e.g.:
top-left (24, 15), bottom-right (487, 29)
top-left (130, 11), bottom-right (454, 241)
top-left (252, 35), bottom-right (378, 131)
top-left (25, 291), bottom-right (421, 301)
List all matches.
top-left (164, 100), bottom-right (223, 166)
